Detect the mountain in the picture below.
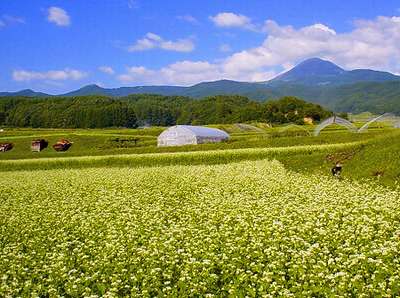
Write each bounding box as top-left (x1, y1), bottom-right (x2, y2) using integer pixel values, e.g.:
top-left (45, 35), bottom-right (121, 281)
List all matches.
top-left (270, 58), bottom-right (345, 85)
top-left (61, 84), bottom-right (186, 97)
top-left (60, 80), bottom-right (280, 99)
top-left (325, 81), bottom-right (400, 113)
top-left (0, 89), bottom-right (51, 97)
top-left (2, 58), bottom-right (400, 114)
top-left (176, 80), bottom-right (279, 99)
top-left (61, 84), bottom-right (109, 96)
top-left (269, 58), bottom-right (400, 86)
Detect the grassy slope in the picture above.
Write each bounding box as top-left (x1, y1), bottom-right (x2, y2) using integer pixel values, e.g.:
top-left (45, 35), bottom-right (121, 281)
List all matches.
top-left (277, 130), bottom-right (400, 187)
top-left (0, 127), bottom-right (380, 160)
top-left (343, 131), bottom-right (400, 186)
top-left (0, 126), bottom-right (399, 187)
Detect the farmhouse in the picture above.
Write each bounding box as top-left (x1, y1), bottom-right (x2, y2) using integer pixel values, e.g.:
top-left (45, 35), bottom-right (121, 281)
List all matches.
top-left (31, 139), bottom-right (48, 152)
top-left (158, 125), bottom-right (229, 147)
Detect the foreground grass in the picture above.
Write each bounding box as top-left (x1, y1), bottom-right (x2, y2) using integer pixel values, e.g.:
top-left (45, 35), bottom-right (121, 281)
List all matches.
top-left (1, 160), bottom-right (400, 296)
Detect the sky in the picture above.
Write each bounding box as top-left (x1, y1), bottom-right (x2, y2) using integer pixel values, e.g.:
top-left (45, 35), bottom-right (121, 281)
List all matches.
top-left (1, 0), bottom-right (400, 94)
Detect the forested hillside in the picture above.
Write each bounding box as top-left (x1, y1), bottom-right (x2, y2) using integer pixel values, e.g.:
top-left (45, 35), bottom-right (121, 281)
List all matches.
top-left (0, 95), bottom-right (331, 128)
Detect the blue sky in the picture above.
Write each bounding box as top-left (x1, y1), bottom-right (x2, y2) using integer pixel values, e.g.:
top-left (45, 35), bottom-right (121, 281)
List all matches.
top-left (1, 0), bottom-right (400, 94)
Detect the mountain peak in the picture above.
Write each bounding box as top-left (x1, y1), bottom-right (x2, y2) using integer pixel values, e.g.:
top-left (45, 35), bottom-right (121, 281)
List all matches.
top-left (279, 58), bottom-right (345, 80)
top-left (81, 84), bottom-right (103, 89)
top-left (268, 57), bottom-right (400, 86)
top-left (298, 57), bottom-right (344, 70)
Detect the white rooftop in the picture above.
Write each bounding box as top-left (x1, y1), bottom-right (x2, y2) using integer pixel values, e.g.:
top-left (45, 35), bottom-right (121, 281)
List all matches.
top-left (175, 125), bottom-right (229, 138)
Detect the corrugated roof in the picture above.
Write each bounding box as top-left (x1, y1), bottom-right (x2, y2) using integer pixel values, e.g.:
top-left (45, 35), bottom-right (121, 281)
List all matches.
top-left (177, 125), bottom-right (229, 138)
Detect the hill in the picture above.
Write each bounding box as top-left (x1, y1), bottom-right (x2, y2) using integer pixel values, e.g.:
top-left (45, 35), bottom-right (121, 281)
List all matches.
top-left (60, 80), bottom-right (280, 99)
top-left (0, 94), bottom-right (330, 128)
top-left (61, 84), bottom-right (186, 97)
top-left (0, 89), bottom-right (51, 97)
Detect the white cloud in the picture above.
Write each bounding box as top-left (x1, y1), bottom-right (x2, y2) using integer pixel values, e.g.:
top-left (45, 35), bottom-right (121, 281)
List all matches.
top-left (128, 32), bottom-right (194, 52)
top-left (219, 44), bottom-right (232, 53)
top-left (13, 69), bottom-right (87, 82)
top-left (222, 16), bottom-right (400, 77)
top-left (118, 15), bottom-right (400, 85)
top-left (0, 15), bottom-right (25, 28)
top-left (309, 23), bottom-right (336, 35)
top-left (117, 60), bottom-right (276, 86)
top-left (47, 7), bottom-right (70, 26)
top-left (210, 12), bottom-right (255, 30)
top-left (98, 66), bottom-right (115, 75)
top-left (177, 15), bottom-right (199, 24)
top-left (118, 61), bottom-right (220, 85)
top-left (3, 15), bottom-right (25, 25)
top-left (118, 66), bottom-right (155, 83)
top-left (127, 0), bottom-right (139, 9)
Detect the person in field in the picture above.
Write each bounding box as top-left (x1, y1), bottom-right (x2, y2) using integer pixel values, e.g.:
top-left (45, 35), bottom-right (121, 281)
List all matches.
top-left (331, 162), bottom-right (342, 177)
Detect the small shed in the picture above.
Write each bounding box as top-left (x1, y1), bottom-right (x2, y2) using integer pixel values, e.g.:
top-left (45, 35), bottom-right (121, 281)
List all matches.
top-left (0, 143), bottom-right (13, 152)
top-left (31, 139), bottom-right (48, 152)
top-left (158, 125), bottom-right (230, 147)
top-left (53, 139), bottom-right (72, 152)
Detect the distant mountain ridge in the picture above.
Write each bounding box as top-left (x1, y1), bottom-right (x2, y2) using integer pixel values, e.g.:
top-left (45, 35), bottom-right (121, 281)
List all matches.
top-left (3, 58), bottom-right (399, 98)
top-left (268, 58), bottom-right (399, 86)
top-left (0, 89), bottom-right (51, 97)
top-left (2, 58), bottom-right (400, 113)
top-left (62, 84), bottom-right (186, 97)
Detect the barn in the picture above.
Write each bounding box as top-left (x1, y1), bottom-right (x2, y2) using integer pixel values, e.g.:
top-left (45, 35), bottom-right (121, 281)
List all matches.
top-left (157, 125), bottom-right (230, 147)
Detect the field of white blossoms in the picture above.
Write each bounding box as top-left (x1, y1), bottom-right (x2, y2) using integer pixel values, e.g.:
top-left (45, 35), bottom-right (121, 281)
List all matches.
top-left (1, 159), bottom-right (400, 297)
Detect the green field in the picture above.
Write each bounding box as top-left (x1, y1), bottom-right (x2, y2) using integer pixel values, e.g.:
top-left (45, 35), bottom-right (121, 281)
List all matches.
top-left (0, 125), bottom-right (399, 185)
top-left (1, 124), bottom-right (400, 296)
top-left (0, 125), bottom-right (372, 160)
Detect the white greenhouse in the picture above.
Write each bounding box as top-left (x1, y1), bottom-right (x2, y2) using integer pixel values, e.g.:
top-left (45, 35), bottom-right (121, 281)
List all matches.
top-left (157, 125), bottom-right (230, 147)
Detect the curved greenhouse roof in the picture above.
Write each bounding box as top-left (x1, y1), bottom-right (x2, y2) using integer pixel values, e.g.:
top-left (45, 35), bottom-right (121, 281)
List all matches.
top-left (314, 116), bottom-right (357, 136)
top-left (358, 113), bottom-right (396, 133)
top-left (158, 125), bottom-right (229, 147)
top-left (177, 125), bottom-right (230, 138)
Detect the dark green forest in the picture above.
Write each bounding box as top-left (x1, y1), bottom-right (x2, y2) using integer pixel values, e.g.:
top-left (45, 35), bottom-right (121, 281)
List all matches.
top-left (0, 94), bottom-right (332, 128)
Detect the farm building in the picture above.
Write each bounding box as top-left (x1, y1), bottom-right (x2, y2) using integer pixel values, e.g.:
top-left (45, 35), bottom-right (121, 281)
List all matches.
top-left (31, 139), bottom-right (48, 152)
top-left (0, 143), bottom-right (13, 152)
top-left (158, 125), bottom-right (229, 147)
top-left (53, 139), bottom-right (72, 152)
top-left (303, 117), bottom-right (314, 125)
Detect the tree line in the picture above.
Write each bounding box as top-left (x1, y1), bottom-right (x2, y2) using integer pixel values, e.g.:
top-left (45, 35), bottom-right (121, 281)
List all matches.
top-left (0, 94), bottom-right (332, 128)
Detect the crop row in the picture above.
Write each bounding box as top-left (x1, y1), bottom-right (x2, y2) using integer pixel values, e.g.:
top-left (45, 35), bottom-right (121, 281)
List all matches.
top-left (0, 141), bottom-right (364, 172)
top-left (1, 159), bottom-right (400, 296)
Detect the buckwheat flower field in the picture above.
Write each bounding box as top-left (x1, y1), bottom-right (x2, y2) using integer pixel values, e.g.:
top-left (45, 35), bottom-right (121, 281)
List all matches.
top-left (1, 160), bottom-right (400, 296)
